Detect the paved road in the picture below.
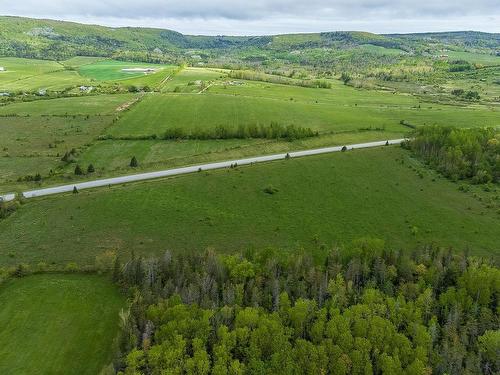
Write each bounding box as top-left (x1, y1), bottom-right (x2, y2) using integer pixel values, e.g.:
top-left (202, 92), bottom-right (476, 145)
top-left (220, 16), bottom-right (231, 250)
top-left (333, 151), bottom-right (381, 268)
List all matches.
top-left (0, 139), bottom-right (405, 201)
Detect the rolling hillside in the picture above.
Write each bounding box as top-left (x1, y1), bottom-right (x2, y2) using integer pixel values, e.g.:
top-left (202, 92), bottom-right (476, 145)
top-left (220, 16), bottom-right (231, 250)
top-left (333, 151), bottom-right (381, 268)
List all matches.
top-left (1, 16), bottom-right (499, 63)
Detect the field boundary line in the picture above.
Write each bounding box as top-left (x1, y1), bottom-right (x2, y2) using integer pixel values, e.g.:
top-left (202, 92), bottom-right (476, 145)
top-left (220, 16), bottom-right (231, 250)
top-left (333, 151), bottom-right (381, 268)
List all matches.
top-left (0, 139), bottom-right (406, 201)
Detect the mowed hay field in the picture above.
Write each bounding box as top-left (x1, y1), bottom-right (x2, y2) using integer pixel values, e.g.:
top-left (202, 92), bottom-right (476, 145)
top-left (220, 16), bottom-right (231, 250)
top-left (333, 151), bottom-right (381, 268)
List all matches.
top-left (109, 79), bottom-right (499, 137)
top-left (1, 147), bottom-right (498, 266)
top-left (0, 274), bottom-right (124, 375)
top-left (78, 59), bottom-right (167, 81)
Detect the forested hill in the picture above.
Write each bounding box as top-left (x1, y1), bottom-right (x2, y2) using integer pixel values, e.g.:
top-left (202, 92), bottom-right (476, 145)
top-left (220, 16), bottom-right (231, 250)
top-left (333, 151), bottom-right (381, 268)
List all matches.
top-left (0, 15), bottom-right (499, 62)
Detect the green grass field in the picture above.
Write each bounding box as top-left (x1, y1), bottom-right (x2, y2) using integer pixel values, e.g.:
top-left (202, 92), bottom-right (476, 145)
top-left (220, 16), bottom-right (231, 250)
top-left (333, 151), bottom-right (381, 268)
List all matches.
top-left (444, 51), bottom-right (500, 66)
top-left (1, 146), bottom-right (498, 266)
top-left (0, 57), bottom-right (91, 92)
top-left (109, 79), bottom-right (498, 138)
top-left (0, 94), bottom-right (137, 189)
top-left (72, 130), bottom-right (400, 175)
top-left (161, 67), bottom-right (228, 92)
top-left (0, 274), bottom-right (125, 375)
top-left (0, 93), bottom-right (136, 116)
top-left (78, 59), bottom-right (172, 81)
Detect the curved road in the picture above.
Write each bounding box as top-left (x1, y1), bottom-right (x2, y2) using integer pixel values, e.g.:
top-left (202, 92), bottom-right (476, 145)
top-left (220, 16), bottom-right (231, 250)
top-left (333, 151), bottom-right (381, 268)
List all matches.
top-left (0, 139), bottom-right (405, 201)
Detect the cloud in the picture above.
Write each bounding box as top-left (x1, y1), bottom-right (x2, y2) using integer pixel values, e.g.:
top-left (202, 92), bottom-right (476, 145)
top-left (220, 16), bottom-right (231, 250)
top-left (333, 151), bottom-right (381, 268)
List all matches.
top-left (1, 0), bottom-right (499, 34)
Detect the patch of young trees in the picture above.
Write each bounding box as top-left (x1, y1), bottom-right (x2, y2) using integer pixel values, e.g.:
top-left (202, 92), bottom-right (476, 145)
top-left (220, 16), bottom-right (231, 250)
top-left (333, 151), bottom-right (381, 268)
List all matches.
top-left (406, 126), bottom-right (499, 183)
top-left (111, 240), bottom-right (499, 374)
top-left (451, 88), bottom-right (481, 100)
top-left (163, 123), bottom-right (318, 141)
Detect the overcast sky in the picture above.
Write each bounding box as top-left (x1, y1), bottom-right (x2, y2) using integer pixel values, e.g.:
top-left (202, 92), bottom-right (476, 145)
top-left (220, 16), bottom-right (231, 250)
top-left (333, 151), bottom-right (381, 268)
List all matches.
top-left (1, 0), bottom-right (499, 35)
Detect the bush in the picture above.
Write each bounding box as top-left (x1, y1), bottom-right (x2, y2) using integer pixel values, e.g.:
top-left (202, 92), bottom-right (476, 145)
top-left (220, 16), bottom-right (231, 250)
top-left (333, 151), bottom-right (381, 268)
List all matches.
top-left (95, 250), bottom-right (117, 274)
top-left (130, 156), bottom-right (139, 167)
top-left (87, 164), bottom-right (95, 173)
top-left (263, 185), bottom-right (279, 195)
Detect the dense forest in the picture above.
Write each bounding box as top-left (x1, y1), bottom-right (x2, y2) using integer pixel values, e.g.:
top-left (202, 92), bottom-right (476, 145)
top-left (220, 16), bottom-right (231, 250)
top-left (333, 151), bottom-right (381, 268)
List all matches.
top-left (103, 241), bottom-right (500, 374)
top-left (405, 127), bottom-right (500, 184)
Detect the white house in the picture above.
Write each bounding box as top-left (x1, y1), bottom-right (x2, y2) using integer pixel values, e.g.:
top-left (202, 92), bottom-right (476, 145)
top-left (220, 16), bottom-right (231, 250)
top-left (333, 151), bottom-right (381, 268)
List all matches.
top-left (0, 67), bottom-right (5, 71)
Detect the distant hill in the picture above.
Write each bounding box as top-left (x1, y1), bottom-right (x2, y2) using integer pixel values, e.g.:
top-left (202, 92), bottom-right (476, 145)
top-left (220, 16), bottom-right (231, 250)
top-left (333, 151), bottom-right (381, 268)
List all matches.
top-left (0, 15), bottom-right (498, 63)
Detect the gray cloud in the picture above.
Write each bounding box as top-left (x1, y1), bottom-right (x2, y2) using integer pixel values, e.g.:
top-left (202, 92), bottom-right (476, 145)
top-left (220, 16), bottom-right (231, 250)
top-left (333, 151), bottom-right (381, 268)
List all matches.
top-left (1, 0), bottom-right (499, 34)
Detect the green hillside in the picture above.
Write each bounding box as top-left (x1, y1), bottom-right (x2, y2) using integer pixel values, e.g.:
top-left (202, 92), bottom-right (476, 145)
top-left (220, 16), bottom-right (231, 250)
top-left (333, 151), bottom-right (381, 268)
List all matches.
top-left (1, 16), bottom-right (498, 64)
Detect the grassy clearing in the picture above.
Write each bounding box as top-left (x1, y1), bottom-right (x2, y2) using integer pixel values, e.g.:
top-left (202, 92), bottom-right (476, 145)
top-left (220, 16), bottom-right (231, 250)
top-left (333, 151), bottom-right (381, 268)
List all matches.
top-left (0, 147), bottom-right (498, 266)
top-left (444, 51), bottom-right (500, 66)
top-left (0, 273), bottom-right (124, 375)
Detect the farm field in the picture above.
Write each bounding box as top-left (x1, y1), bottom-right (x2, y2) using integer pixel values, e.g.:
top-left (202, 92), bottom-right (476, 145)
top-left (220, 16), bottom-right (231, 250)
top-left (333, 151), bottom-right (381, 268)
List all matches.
top-left (71, 130), bottom-right (400, 174)
top-left (0, 93), bottom-right (136, 116)
top-left (78, 59), bottom-right (170, 81)
top-left (0, 274), bottom-right (124, 375)
top-left (0, 57), bottom-right (91, 91)
top-left (0, 94), bottom-right (137, 189)
top-left (161, 67), bottom-right (228, 92)
top-left (109, 87), bottom-right (498, 138)
top-left (0, 65), bottom-right (498, 194)
top-left (0, 146), bottom-right (498, 266)
top-left (0, 16), bottom-right (499, 375)
top-left (444, 50), bottom-right (500, 65)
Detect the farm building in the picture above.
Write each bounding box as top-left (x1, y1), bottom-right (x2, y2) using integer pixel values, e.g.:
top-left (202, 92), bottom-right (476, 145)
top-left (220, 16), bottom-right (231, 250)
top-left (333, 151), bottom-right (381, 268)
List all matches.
top-left (0, 67), bottom-right (5, 71)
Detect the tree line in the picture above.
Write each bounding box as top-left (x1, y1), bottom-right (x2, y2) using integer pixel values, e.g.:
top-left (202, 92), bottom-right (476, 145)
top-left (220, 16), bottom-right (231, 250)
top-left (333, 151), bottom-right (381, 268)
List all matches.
top-left (229, 71), bottom-right (332, 89)
top-left (105, 240), bottom-right (499, 374)
top-left (405, 126), bottom-right (499, 184)
top-left (99, 123), bottom-right (318, 142)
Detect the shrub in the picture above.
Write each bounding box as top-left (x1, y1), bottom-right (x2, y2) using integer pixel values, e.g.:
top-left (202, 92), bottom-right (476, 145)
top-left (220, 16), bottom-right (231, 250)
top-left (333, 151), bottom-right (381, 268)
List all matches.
top-left (87, 164), bottom-right (95, 173)
top-left (130, 156), bottom-right (139, 167)
top-left (263, 185), bottom-right (279, 195)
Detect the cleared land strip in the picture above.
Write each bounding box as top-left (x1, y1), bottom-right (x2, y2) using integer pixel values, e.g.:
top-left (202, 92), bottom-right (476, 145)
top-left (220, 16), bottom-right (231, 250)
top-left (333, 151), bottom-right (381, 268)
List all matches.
top-left (1, 139), bottom-right (405, 201)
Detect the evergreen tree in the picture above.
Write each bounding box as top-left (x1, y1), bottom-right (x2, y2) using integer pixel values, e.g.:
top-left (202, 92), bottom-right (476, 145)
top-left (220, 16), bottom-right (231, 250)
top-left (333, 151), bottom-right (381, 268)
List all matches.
top-left (74, 165), bottom-right (83, 175)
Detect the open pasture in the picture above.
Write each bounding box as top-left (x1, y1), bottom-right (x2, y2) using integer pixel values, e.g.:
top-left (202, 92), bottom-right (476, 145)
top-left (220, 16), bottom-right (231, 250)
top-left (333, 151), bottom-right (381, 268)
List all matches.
top-left (0, 146), bottom-right (498, 266)
top-left (108, 79), bottom-right (498, 138)
top-left (0, 93), bottom-right (137, 116)
top-left (0, 57), bottom-right (90, 92)
top-left (78, 59), bottom-right (173, 81)
top-left (73, 130), bottom-right (399, 175)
